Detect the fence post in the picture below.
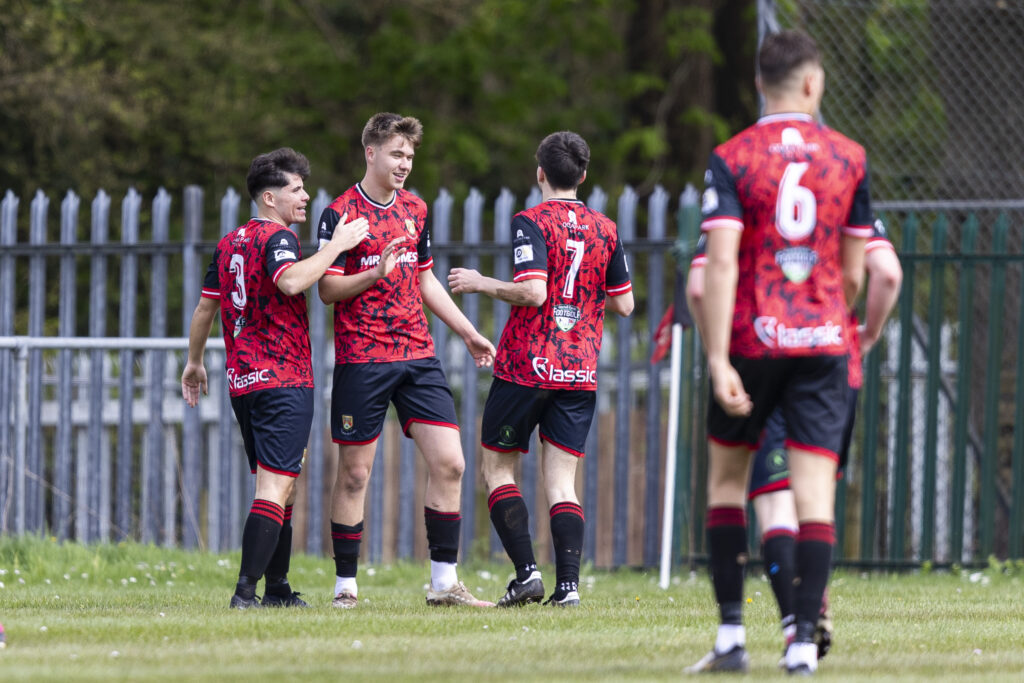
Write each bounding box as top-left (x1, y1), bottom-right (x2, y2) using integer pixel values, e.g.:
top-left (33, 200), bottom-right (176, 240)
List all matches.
top-left (218, 190), bottom-right (240, 551)
top-left (55, 191), bottom-right (79, 540)
top-left (143, 188), bottom-right (171, 545)
top-left (1012, 243), bottom-right (1024, 557)
top-left (117, 188), bottom-right (142, 541)
top-left (0, 191), bottom-right (17, 531)
top-left (181, 186), bottom-right (204, 548)
top-left (306, 188), bottom-right (327, 554)
top-left (89, 190), bottom-right (111, 541)
top-left (644, 185), bottom-right (668, 566)
top-left (583, 185), bottom-right (608, 562)
top-left (980, 214), bottom-right (1008, 558)
top-left (891, 214), bottom-right (916, 561)
top-left (921, 214), bottom-right (948, 561)
top-left (460, 188), bottom-right (484, 556)
top-left (613, 186), bottom-right (636, 567)
top-left (951, 215), bottom-right (978, 563)
top-left (27, 190), bottom-right (48, 534)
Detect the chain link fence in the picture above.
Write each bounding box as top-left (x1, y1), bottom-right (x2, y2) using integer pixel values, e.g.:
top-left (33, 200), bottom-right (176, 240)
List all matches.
top-left (763, 0), bottom-right (1024, 201)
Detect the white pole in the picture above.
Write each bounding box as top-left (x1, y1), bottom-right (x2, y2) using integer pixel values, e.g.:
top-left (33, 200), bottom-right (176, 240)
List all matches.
top-left (659, 322), bottom-right (684, 589)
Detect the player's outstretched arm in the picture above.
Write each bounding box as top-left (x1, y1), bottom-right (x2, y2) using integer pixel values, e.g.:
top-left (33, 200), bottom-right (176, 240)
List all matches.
top-left (422, 268), bottom-right (495, 367)
top-left (181, 296), bottom-right (219, 407)
top-left (447, 267), bottom-right (546, 307)
top-left (859, 246), bottom-right (902, 354)
top-left (319, 236), bottom-right (408, 304)
top-left (277, 214), bottom-right (369, 297)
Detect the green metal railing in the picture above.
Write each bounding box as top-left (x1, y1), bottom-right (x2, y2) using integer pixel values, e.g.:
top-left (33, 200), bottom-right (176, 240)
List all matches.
top-left (672, 195), bottom-right (1024, 568)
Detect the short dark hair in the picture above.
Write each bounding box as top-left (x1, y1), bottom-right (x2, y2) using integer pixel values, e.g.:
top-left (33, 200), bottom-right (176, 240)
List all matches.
top-left (246, 148), bottom-right (310, 201)
top-left (536, 131), bottom-right (590, 190)
top-left (758, 30), bottom-right (822, 92)
top-left (362, 112), bottom-right (423, 149)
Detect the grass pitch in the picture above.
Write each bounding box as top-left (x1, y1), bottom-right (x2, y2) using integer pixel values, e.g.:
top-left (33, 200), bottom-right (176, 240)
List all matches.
top-left (1, 536), bottom-right (1023, 681)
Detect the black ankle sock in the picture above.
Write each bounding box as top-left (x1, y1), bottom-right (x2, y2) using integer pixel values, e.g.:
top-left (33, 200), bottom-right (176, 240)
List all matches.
top-left (331, 520), bottom-right (363, 578)
top-left (424, 507), bottom-right (460, 564)
top-left (238, 499), bottom-right (284, 587)
top-left (795, 522), bottom-right (834, 631)
top-left (762, 528), bottom-right (797, 621)
top-left (707, 506), bottom-right (748, 625)
top-left (488, 484), bottom-right (537, 581)
top-left (265, 505), bottom-right (294, 588)
top-left (549, 501), bottom-right (584, 591)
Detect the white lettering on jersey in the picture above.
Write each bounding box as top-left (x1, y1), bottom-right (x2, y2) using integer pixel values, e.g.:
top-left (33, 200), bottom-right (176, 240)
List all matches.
top-left (514, 244), bottom-right (534, 264)
top-left (358, 251), bottom-right (418, 268)
top-left (226, 368), bottom-right (271, 391)
top-left (753, 316), bottom-right (843, 350)
top-left (531, 356), bottom-right (597, 385)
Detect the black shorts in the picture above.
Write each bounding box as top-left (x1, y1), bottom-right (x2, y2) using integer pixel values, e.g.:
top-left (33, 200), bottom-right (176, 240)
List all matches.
top-left (480, 377), bottom-right (596, 457)
top-left (331, 357), bottom-right (458, 444)
top-left (708, 354), bottom-right (848, 460)
top-left (230, 387), bottom-right (314, 477)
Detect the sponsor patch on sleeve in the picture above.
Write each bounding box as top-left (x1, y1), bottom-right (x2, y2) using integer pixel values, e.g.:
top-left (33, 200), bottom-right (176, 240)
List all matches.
top-left (273, 249), bottom-right (297, 261)
top-left (514, 244), bottom-right (534, 264)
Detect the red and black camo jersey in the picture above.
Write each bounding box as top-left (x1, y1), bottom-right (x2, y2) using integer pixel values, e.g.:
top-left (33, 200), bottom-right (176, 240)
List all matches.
top-left (692, 216), bottom-right (892, 388)
top-left (317, 184), bottom-right (433, 363)
top-left (200, 218), bottom-right (312, 396)
top-left (494, 198), bottom-right (632, 391)
top-left (700, 113), bottom-right (874, 358)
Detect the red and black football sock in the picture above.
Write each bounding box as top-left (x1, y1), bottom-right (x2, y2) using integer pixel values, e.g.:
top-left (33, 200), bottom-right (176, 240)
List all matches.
top-left (331, 520), bottom-right (363, 578)
top-left (707, 506), bottom-right (748, 625)
top-left (264, 504), bottom-right (294, 594)
top-left (236, 499), bottom-right (284, 599)
top-left (549, 501), bottom-right (584, 595)
top-left (794, 522), bottom-right (834, 641)
top-left (424, 507), bottom-right (460, 564)
top-left (488, 484), bottom-right (537, 582)
top-left (762, 527), bottom-right (797, 624)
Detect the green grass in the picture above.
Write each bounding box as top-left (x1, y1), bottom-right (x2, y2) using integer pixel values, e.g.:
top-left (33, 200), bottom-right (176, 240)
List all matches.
top-left (1, 537), bottom-right (1023, 681)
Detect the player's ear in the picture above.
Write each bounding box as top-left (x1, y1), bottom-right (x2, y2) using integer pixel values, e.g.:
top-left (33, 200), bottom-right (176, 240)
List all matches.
top-left (579, 169), bottom-right (587, 186)
top-left (536, 166), bottom-right (545, 186)
top-left (261, 188), bottom-right (276, 209)
top-left (366, 145), bottom-right (375, 164)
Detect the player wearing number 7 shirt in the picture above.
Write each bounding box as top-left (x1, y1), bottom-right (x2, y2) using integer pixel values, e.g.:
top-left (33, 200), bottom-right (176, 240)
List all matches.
top-left (684, 30), bottom-right (874, 676)
top-left (182, 148), bottom-right (369, 609)
top-left (449, 131), bottom-right (634, 607)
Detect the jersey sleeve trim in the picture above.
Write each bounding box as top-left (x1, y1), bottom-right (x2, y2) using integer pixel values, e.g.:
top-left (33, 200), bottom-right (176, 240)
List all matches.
top-left (701, 217), bottom-right (744, 232)
top-left (842, 225), bottom-right (874, 238)
top-left (325, 265), bottom-right (345, 277)
top-left (271, 261), bottom-right (295, 284)
top-left (417, 256), bottom-right (434, 272)
top-left (866, 238), bottom-right (895, 253)
top-left (200, 288), bottom-right (220, 300)
top-left (513, 270), bottom-right (547, 282)
top-left (690, 255), bottom-right (707, 268)
top-left (607, 281), bottom-right (633, 296)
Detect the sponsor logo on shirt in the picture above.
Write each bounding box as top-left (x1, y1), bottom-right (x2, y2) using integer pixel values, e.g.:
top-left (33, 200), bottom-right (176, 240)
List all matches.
top-left (405, 219), bottom-right (417, 235)
top-left (775, 247), bottom-right (818, 284)
top-left (514, 244), bottom-right (534, 264)
top-left (753, 316), bottom-right (843, 350)
top-left (701, 187), bottom-right (719, 215)
top-left (232, 316), bottom-right (246, 339)
top-left (552, 304), bottom-right (581, 332)
top-left (358, 251), bottom-right (418, 268)
top-left (531, 356), bottom-right (596, 384)
top-left (769, 127), bottom-right (821, 157)
top-left (226, 367), bottom-right (270, 391)
top-left (279, 238), bottom-right (289, 245)
top-left (274, 249), bottom-right (296, 261)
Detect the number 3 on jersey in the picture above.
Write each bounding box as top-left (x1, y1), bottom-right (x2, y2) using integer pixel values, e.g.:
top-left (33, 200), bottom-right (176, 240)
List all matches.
top-left (775, 162), bottom-right (817, 241)
top-left (562, 239), bottom-right (585, 299)
top-left (229, 253), bottom-right (247, 310)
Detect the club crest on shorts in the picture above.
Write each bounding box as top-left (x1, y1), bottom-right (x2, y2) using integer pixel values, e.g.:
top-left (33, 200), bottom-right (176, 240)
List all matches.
top-left (342, 414), bottom-right (354, 432)
top-left (405, 219), bottom-right (416, 235)
top-left (498, 425), bottom-right (517, 447)
top-left (553, 304), bottom-right (581, 332)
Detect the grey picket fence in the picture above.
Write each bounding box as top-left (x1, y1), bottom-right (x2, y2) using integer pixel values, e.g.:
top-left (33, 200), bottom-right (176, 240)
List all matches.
top-left (0, 184), bottom-right (678, 569)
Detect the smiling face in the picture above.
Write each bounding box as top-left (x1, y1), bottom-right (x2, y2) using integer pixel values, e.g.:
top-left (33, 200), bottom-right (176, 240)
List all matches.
top-left (366, 134), bottom-right (415, 196)
top-left (263, 172), bottom-right (309, 225)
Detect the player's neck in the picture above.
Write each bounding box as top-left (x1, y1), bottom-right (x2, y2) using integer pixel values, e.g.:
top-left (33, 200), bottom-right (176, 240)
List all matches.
top-left (359, 176), bottom-right (397, 206)
top-left (256, 208), bottom-right (288, 227)
top-left (541, 187), bottom-right (578, 203)
top-left (762, 98), bottom-right (817, 119)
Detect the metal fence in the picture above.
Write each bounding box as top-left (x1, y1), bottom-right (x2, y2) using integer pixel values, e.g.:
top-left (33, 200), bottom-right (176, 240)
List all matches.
top-left (0, 184), bottom-right (677, 569)
top-left (761, 0), bottom-right (1024, 201)
top-left (673, 196), bottom-right (1024, 568)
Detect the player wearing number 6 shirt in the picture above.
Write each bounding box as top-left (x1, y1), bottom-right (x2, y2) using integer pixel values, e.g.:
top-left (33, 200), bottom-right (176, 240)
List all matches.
top-left (181, 148), bottom-right (368, 609)
top-left (317, 113), bottom-right (496, 609)
top-left (449, 131), bottom-right (634, 608)
top-left (684, 31), bottom-right (873, 676)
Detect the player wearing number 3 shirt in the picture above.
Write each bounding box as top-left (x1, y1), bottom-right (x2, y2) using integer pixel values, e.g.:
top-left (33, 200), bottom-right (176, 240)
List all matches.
top-left (685, 31), bottom-right (874, 676)
top-left (449, 131), bottom-right (633, 608)
top-left (181, 148), bottom-right (368, 610)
